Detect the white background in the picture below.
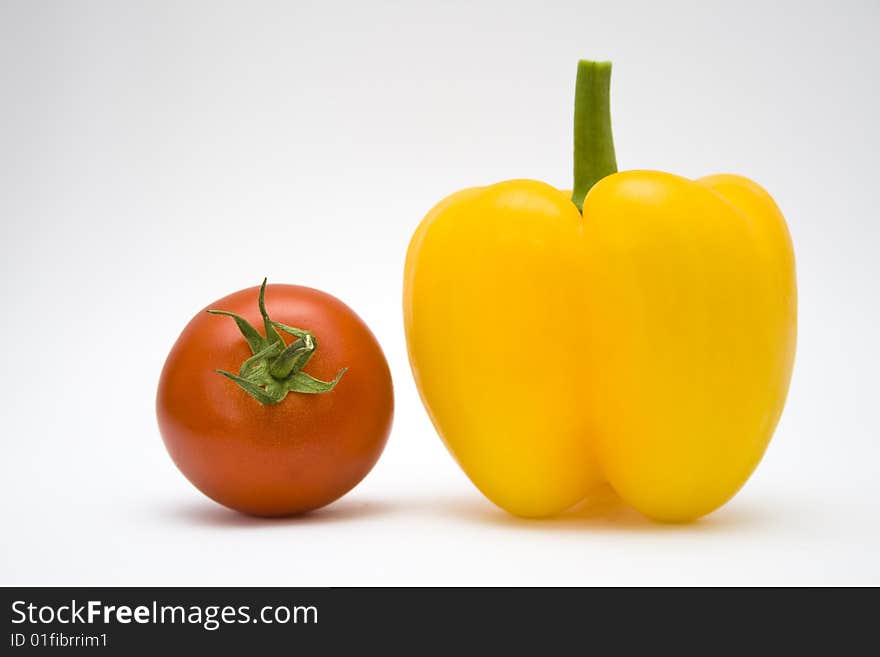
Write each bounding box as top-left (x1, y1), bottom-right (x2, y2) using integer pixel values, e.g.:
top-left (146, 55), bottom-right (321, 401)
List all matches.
top-left (2, 0), bottom-right (878, 585)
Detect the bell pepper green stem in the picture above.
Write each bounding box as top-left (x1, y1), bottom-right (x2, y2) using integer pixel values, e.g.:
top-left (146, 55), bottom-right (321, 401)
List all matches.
top-left (571, 60), bottom-right (617, 213)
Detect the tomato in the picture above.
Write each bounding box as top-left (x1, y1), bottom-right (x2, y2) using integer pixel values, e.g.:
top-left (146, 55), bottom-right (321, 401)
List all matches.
top-left (156, 282), bottom-right (393, 516)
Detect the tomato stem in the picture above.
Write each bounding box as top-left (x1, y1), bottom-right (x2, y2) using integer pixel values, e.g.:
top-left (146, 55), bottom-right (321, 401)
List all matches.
top-left (207, 279), bottom-right (345, 404)
top-left (571, 60), bottom-right (617, 213)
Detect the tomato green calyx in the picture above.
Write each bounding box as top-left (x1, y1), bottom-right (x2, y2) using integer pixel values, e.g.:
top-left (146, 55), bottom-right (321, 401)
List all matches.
top-left (571, 59), bottom-right (618, 214)
top-left (207, 279), bottom-right (347, 405)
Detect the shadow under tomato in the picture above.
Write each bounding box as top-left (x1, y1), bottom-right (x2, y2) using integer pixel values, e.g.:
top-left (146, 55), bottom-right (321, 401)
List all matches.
top-left (158, 485), bottom-right (777, 533)
top-left (159, 496), bottom-right (402, 528)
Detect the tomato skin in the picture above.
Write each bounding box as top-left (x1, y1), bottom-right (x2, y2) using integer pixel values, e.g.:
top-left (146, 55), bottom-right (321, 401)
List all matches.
top-left (156, 284), bottom-right (393, 516)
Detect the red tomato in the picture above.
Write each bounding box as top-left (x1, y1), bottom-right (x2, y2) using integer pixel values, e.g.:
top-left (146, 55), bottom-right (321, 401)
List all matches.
top-left (156, 283), bottom-right (393, 516)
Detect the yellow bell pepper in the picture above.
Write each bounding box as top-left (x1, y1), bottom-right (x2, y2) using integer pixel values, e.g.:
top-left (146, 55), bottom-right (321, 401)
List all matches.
top-left (403, 61), bottom-right (796, 522)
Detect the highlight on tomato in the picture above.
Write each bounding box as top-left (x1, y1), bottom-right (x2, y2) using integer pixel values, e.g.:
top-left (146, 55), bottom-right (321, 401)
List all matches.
top-left (156, 279), bottom-right (393, 516)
